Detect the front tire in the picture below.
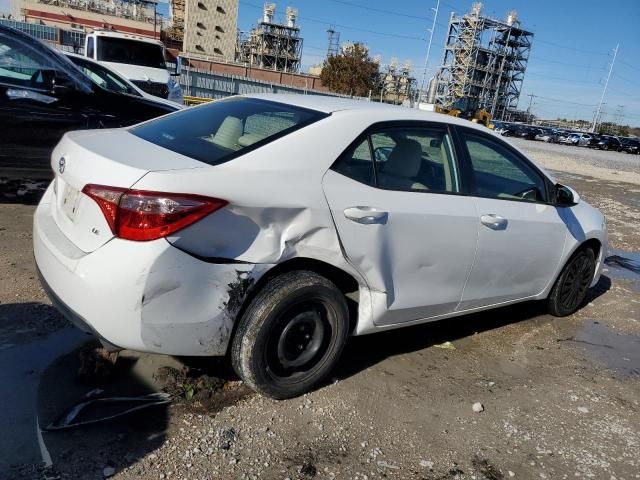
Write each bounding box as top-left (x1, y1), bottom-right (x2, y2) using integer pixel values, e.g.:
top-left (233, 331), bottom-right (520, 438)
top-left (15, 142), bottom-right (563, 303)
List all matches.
top-left (231, 271), bottom-right (349, 399)
top-left (547, 248), bottom-right (596, 317)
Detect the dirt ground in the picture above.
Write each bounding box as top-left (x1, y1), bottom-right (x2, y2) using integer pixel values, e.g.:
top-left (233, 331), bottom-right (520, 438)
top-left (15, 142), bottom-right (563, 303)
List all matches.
top-left (0, 141), bottom-right (639, 480)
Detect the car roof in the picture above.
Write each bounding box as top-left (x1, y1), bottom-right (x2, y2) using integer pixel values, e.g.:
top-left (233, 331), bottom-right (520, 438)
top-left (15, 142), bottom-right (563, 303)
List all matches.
top-left (244, 93), bottom-right (493, 131)
top-left (246, 93), bottom-right (410, 113)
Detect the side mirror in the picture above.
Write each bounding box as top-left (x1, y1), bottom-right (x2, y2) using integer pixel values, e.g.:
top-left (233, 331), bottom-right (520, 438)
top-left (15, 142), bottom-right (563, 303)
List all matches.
top-left (429, 138), bottom-right (442, 148)
top-left (51, 74), bottom-right (77, 96)
top-left (556, 184), bottom-right (580, 206)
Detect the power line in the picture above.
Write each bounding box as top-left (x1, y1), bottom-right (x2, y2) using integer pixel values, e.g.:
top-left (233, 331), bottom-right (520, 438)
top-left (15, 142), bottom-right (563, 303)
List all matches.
top-left (239, 1), bottom-right (425, 41)
top-left (618, 59), bottom-right (640, 73)
top-left (327, 0), bottom-right (432, 21)
top-left (531, 56), bottom-right (605, 70)
top-left (613, 72), bottom-right (640, 87)
top-left (531, 95), bottom-right (597, 107)
top-left (526, 71), bottom-right (600, 85)
top-left (608, 85), bottom-right (635, 97)
top-left (535, 38), bottom-right (609, 56)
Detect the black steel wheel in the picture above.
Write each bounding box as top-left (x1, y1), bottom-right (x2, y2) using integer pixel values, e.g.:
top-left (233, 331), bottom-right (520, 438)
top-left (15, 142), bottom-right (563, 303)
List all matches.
top-left (547, 248), bottom-right (596, 317)
top-left (231, 271), bottom-right (349, 399)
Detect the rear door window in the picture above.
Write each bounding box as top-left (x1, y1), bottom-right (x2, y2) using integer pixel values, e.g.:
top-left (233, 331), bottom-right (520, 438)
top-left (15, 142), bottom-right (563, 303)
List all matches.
top-left (130, 97), bottom-right (328, 165)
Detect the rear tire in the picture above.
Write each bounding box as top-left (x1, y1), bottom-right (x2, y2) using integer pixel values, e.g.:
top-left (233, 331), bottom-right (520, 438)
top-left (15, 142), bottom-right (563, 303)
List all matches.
top-left (231, 271), bottom-right (349, 399)
top-left (547, 248), bottom-right (596, 317)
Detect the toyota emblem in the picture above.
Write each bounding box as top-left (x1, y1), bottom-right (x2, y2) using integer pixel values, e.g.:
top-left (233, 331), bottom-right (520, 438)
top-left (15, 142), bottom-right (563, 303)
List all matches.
top-left (58, 157), bottom-right (66, 174)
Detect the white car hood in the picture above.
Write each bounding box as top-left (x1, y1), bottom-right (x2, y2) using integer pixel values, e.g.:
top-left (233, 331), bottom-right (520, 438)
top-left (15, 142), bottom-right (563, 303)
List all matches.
top-left (101, 62), bottom-right (169, 83)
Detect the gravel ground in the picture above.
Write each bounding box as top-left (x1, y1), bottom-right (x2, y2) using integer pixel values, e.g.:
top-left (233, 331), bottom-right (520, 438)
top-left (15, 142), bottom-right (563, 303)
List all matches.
top-left (507, 138), bottom-right (640, 185)
top-left (1, 139), bottom-right (639, 480)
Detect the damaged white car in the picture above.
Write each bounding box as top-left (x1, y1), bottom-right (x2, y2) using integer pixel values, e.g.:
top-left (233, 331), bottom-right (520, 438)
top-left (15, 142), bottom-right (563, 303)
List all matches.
top-left (34, 94), bottom-right (607, 398)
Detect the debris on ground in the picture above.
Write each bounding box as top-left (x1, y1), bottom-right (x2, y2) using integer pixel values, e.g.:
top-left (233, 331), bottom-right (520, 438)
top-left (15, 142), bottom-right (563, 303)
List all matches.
top-left (153, 365), bottom-right (251, 414)
top-left (44, 392), bottom-right (171, 431)
top-left (77, 346), bottom-right (119, 383)
top-left (433, 341), bottom-right (456, 350)
top-left (472, 455), bottom-right (504, 480)
top-left (472, 402), bottom-right (484, 413)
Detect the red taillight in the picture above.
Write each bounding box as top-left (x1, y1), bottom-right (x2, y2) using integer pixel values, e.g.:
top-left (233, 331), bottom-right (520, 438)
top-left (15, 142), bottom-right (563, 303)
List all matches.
top-left (82, 184), bottom-right (227, 241)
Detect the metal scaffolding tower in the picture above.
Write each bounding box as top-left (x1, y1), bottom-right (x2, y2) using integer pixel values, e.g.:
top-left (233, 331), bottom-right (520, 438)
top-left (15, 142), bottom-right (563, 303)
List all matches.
top-left (327, 26), bottom-right (340, 58)
top-left (434, 2), bottom-right (533, 120)
top-left (235, 3), bottom-right (303, 73)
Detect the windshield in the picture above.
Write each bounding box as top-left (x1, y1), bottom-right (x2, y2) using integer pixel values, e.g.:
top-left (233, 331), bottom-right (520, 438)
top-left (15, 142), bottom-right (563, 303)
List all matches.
top-left (97, 37), bottom-right (166, 69)
top-left (67, 55), bottom-right (139, 96)
top-left (130, 97), bottom-right (328, 166)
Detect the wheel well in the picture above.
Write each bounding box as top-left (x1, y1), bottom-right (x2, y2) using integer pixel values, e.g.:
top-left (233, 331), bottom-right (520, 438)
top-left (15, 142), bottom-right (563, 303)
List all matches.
top-left (226, 258), bottom-right (361, 355)
top-left (581, 238), bottom-right (602, 261)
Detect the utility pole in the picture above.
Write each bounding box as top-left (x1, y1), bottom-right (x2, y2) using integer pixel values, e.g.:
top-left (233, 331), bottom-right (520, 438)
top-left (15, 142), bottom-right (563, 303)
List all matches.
top-left (526, 93), bottom-right (536, 121)
top-left (418, 0), bottom-right (440, 107)
top-left (591, 44), bottom-right (618, 133)
top-left (613, 105), bottom-right (624, 135)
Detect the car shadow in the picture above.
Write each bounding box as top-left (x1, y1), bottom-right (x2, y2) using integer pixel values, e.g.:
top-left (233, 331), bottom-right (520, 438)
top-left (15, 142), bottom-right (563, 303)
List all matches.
top-left (0, 302), bottom-right (169, 479)
top-left (334, 275), bottom-right (612, 383)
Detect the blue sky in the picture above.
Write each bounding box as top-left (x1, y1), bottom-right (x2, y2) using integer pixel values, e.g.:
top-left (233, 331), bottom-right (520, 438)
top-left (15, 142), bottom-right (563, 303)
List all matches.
top-left (232, 0), bottom-right (640, 125)
top-left (2, 0), bottom-right (638, 124)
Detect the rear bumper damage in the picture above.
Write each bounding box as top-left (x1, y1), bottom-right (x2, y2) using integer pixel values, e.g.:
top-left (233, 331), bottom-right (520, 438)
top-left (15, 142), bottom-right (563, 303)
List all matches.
top-left (34, 191), bottom-right (272, 356)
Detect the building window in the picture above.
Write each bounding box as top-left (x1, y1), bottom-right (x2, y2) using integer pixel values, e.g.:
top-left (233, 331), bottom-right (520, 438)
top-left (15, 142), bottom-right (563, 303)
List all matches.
top-left (197, 2), bottom-right (207, 9)
top-left (216, 6), bottom-right (226, 14)
top-left (214, 47), bottom-right (223, 55)
top-left (215, 25), bottom-right (224, 33)
top-left (196, 44), bottom-right (205, 52)
top-left (197, 22), bottom-right (206, 29)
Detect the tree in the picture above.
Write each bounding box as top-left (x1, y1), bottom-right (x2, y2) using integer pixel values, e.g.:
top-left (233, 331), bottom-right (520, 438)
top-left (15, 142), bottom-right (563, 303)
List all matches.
top-left (320, 43), bottom-right (378, 97)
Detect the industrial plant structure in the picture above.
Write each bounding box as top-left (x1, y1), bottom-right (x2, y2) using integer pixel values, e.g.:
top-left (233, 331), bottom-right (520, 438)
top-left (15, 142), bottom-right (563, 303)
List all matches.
top-left (433, 2), bottom-right (533, 120)
top-left (10, 0), bottom-right (160, 38)
top-left (380, 58), bottom-right (415, 105)
top-left (235, 3), bottom-right (303, 73)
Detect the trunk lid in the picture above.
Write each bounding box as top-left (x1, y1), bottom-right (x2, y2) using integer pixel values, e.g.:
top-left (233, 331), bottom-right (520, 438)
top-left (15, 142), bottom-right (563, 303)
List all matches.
top-left (49, 129), bottom-right (205, 253)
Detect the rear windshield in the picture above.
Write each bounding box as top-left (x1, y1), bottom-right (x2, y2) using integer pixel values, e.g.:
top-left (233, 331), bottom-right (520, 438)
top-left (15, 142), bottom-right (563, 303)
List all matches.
top-left (130, 97), bottom-right (328, 165)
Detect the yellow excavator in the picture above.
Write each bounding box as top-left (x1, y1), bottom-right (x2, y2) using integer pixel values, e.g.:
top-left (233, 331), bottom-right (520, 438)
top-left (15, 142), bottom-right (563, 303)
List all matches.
top-left (434, 98), bottom-right (493, 129)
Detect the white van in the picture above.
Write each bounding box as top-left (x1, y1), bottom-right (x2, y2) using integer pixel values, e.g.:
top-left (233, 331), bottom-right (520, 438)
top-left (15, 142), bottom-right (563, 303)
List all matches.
top-left (84, 30), bottom-right (183, 105)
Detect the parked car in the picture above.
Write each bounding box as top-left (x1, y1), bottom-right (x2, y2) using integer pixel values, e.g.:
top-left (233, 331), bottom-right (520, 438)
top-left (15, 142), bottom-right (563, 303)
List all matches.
top-left (597, 136), bottom-right (623, 151)
top-left (562, 133), bottom-right (592, 146)
top-left (0, 24), bottom-right (179, 170)
top-left (34, 95), bottom-right (608, 399)
top-left (498, 124), bottom-right (518, 137)
top-left (535, 129), bottom-right (560, 143)
top-left (513, 127), bottom-right (534, 140)
top-left (586, 134), bottom-right (604, 148)
top-left (555, 130), bottom-right (572, 143)
top-left (64, 52), bottom-right (184, 110)
top-left (620, 138), bottom-right (640, 154)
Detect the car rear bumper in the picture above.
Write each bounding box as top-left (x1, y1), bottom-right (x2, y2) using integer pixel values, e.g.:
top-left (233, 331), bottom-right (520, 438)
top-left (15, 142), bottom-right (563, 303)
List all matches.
top-left (34, 186), bottom-right (271, 356)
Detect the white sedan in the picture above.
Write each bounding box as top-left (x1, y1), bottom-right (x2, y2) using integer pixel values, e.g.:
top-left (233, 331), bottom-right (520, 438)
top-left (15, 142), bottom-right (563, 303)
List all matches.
top-left (34, 94), bottom-right (607, 398)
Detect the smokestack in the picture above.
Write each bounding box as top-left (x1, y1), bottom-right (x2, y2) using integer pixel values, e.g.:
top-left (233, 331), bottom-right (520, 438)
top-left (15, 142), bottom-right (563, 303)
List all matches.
top-left (263, 3), bottom-right (275, 23)
top-left (427, 73), bottom-right (439, 103)
top-left (286, 7), bottom-right (297, 28)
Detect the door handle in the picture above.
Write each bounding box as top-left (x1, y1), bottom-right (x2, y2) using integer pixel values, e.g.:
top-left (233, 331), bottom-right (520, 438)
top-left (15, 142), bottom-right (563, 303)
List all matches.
top-left (480, 214), bottom-right (508, 230)
top-left (344, 207), bottom-right (388, 225)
